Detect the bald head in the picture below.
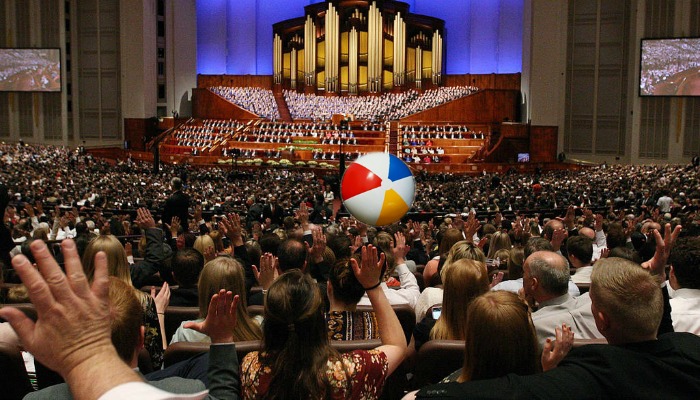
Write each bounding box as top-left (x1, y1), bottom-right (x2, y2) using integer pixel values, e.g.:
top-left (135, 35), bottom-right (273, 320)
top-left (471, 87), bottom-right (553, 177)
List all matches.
top-left (524, 251), bottom-right (570, 299)
top-left (543, 219), bottom-right (564, 240)
top-left (579, 227), bottom-right (595, 240)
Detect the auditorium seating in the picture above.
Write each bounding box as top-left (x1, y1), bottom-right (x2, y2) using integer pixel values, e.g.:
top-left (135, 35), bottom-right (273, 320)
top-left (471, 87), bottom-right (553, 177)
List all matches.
top-left (164, 306), bottom-right (200, 344)
top-left (397, 122), bottom-right (489, 164)
top-left (412, 339), bottom-right (464, 387)
top-left (210, 86), bottom-right (280, 120)
top-left (0, 341), bottom-right (34, 400)
top-left (284, 86), bottom-right (477, 121)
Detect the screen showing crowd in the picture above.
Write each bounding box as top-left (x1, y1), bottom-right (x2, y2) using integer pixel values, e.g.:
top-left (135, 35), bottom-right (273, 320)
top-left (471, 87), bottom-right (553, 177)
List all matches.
top-left (0, 48), bottom-right (61, 92)
top-left (640, 38), bottom-right (700, 96)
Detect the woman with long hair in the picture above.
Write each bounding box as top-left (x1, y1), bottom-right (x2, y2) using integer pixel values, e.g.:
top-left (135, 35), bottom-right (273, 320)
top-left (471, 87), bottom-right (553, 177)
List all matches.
top-left (82, 234), bottom-right (168, 369)
top-left (486, 231), bottom-right (512, 260)
top-left (240, 245), bottom-right (406, 399)
top-left (413, 259), bottom-right (490, 351)
top-left (452, 290), bottom-right (539, 382)
top-left (414, 240), bottom-right (486, 322)
top-left (422, 228), bottom-right (463, 288)
top-left (171, 256), bottom-right (261, 343)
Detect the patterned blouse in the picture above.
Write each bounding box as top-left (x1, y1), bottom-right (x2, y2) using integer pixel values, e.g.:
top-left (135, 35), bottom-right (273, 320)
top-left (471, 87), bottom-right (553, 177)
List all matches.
top-left (325, 310), bottom-right (380, 341)
top-left (241, 349), bottom-right (388, 400)
top-left (140, 293), bottom-right (164, 370)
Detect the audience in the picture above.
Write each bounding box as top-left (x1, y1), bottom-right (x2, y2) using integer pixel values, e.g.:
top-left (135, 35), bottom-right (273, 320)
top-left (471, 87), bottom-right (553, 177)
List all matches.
top-left (413, 258), bottom-right (490, 351)
top-left (325, 258), bottom-right (380, 340)
top-left (668, 236), bottom-right (700, 334)
top-left (240, 246), bottom-right (406, 398)
top-left (2, 139), bottom-right (700, 399)
top-left (413, 257), bottom-right (700, 398)
top-left (170, 256), bottom-right (262, 344)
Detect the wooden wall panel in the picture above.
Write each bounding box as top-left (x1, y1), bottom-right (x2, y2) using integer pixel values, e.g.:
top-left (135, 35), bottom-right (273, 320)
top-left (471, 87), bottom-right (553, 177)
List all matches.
top-left (529, 125), bottom-right (558, 163)
top-left (192, 88), bottom-right (259, 120)
top-left (197, 75), bottom-right (274, 89)
top-left (123, 118), bottom-right (149, 151)
top-left (400, 90), bottom-right (518, 124)
top-left (443, 73), bottom-right (521, 90)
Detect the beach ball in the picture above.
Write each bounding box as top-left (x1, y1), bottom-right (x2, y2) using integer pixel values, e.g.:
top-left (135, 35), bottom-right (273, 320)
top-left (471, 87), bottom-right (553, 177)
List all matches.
top-left (341, 153), bottom-right (415, 226)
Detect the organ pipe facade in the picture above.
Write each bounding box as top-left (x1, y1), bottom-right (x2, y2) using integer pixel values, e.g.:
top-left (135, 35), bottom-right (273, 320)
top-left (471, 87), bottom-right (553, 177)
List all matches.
top-left (272, 0), bottom-right (444, 93)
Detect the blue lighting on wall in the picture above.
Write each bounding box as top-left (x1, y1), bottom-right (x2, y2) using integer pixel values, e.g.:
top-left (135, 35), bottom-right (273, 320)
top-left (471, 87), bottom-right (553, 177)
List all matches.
top-left (196, 0), bottom-right (522, 75)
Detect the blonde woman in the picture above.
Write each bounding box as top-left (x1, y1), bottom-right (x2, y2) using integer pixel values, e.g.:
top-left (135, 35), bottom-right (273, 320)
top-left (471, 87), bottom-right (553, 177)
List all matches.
top-left (82, 233), bottom-right (169, 369)
top-left (170, 256), bottom-right (261, 344)
top-left (414, 240), bottom-right (486, 322)
top-left (413, 259), bottom-right (490, 351)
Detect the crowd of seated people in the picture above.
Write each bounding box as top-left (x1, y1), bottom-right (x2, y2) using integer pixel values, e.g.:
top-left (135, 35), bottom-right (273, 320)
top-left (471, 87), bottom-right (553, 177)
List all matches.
top-left (284, 86), bottom-right (477, 121)
top-left (400, 123), bottom-right (486, 140)
top-left (209, 86), bottom-right (280, 120)
top-left (2, 139), bottom-right (700, 398)
top-left (398, 123), bottom-right (487, 164)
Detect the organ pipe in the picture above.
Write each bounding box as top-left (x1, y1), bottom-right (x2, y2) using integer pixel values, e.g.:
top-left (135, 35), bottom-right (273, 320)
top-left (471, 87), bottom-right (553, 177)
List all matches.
top-left (432, 31), bottom-right (442, 85)
top-left (416, 45), bottom-right (422, 89)
top-left (324, 3), bottom-right (339, 92)
top-left (350, 26), bottom-right (358, 94)
top-left (392, 13), bottom-right (405, 87)
top-left (291, 48), bottom-right (297, 89)
top-left (304, 16), bottom-right (316, 86)
top-left (277, 1), bottom-right (443, 92)
top-left (273, 34), bottom-right (282, 85)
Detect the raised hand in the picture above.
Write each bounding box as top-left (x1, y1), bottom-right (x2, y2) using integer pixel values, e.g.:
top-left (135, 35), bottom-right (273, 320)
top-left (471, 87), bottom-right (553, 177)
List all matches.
top-left (135, 207), bottom-right (156, 229)
top-left (562, 205), bottom-right (576, 230)
top-left (252, 252), bottom-right (278, 290)
top-left (463, 212), bottom-right (481, 242)
top-left (184, 290), bottom-right (239, 344)
top-left (151, 282), bottom-right (170, 315)
top-left (642, 223), bottom-right (682, 281)
top-left (351, 245), bottom-right (386, 290)
top-left (392, 232), bottom-right (408, 264)
top-left (203, 245), bottom-right (216, 262)
top-left (219, 213), bottom-right (244, 246)
top-left (308, 227), bottom-right (326, 263)
top-left (489, 271), bottom-right (504, 288)
top-left (0, 240), bottom-right (116, 379)
top-left (550, 228), bottom-right (568, 252)
top-left (295, 202), bottom-right (309, 229)
top-left (166, 216), bottom-right (181, 237)
top-left (541, 323), bottom-right (574, 371)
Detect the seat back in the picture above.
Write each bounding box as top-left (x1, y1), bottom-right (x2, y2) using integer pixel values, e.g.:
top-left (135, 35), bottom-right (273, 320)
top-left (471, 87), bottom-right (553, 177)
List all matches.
top-left (573, 338), bottom-right (607, 348)
top-left (356, 303), bottom-right (416, 344)
top-left (163, 340), bottom-right (262, 368)
top-left (164, 306), bottom-right (200, 344)
top-left (0, 303), bottom-right (37, 322)
top-left (331, 339), bottom-right (382, 353)
top-left (0, 342), bottom-right (34, 400)
top-left (247, 305), bottom-right (264, 318)
top-left (413, 339), bottom-right (464, 388)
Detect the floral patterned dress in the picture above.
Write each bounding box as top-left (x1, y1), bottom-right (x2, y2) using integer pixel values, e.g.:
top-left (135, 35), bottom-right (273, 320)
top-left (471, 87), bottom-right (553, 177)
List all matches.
top-left (241, 349), bottom-right (388, 399)
top-left (325, 310), bottom-right (380, 341)
top-left (140, 293), bottom-right (164, 370)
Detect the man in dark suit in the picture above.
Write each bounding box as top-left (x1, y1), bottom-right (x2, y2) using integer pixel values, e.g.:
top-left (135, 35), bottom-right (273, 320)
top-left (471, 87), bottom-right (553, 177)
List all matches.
top-left (262, 196), bottom-right (284, 228)
top-left (415, 257), bottom-right (700, 399)
top-left (162, 177), bottom-right (190, 231)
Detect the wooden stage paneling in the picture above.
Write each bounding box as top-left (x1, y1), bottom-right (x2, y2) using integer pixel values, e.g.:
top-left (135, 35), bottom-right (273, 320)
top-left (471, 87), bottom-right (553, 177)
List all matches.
top-left (399, 90), bottom-right (518, 124)
top-left (197, 75), bottom-right (273, 89)
top-left (443, 73), bottom-right (521, 91)
top-left (192, 88), bottom-right (259, 120)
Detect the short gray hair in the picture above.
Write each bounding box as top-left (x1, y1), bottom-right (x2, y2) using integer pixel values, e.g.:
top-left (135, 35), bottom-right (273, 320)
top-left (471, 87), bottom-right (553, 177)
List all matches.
top-left (528, 251), bottom-right (569, 296)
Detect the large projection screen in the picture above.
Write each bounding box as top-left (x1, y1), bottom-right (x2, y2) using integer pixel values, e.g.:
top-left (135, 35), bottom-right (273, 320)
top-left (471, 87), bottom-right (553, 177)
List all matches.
top-left (640, 38), bottom-right (700, 96)
top-left (0, 48), bottom-right (61, 92)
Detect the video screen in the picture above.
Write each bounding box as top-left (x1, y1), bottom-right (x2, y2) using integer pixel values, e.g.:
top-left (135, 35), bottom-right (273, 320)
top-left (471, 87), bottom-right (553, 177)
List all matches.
top-left (517, 153), bottom-right (530, 163)
top-left (0, 49), bottom-right (61, 92)
top-left (640, 38), bottom-right (700, 96)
